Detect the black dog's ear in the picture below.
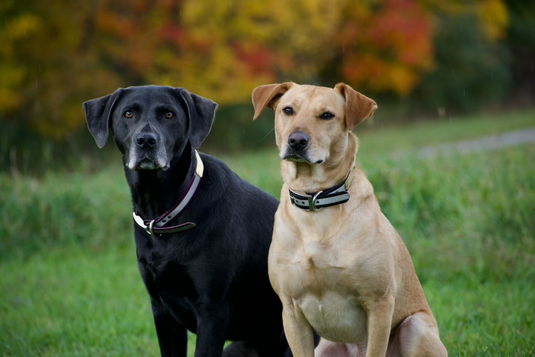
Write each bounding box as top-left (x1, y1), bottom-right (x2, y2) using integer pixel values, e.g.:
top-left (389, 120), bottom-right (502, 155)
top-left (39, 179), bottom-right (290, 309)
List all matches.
top-left (83, 89), bottom-right (123, 148)
top-left (175, 88), bottom-right (218, 148)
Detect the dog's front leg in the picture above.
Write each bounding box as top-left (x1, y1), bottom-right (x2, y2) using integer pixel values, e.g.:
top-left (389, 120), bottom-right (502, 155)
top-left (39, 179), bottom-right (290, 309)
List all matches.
top-left (365, 294), bottom-right (395, 357)
top-left (282, 299), bottom-right (315, 357)
top-left (152, 299), bottom-right (188, 357)
top-left (194, 299), bottom-right (230, 357)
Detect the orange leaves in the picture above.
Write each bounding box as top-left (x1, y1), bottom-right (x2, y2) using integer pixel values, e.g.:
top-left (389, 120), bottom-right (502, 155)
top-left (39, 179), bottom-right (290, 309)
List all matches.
top-left (339, 0), bottom-right (434, 95)
top-left (232, 43), bottom-right (276, 79)
top-left (342, 54), bottom-right (421, 95)
top-left (0, 0), bottom-right (510, 139)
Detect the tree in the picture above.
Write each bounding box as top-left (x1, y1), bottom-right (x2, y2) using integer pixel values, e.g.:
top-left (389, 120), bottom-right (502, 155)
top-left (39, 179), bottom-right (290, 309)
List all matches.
top-left (0, 0), bottom-right (510, 140)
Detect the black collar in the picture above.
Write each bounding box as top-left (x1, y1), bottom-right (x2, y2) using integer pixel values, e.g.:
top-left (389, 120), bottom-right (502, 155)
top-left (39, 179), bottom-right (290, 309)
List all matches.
top-left (289, 167), bottom-right (355, 212)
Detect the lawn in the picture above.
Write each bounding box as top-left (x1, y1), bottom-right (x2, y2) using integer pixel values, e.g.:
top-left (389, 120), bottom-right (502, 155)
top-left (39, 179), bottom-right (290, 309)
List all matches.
top-left (1, 110), bottom-right (534, 356)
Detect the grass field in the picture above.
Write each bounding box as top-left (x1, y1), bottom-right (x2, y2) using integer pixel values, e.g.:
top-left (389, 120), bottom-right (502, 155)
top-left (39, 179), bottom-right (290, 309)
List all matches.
top-left (1, 110), bottom-right (534, 356)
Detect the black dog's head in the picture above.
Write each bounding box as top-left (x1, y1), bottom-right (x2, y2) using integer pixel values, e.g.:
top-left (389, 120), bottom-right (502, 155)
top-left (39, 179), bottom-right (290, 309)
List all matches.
top-left (84, 85), bottom-right (217, 170)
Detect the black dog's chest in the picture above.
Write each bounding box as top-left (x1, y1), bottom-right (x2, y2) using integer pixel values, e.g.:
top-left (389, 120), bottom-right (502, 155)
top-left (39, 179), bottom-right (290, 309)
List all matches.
top-left (137, 242), bottom-right (199, 332)
top-left (157, 266), bottom-right (199, 332)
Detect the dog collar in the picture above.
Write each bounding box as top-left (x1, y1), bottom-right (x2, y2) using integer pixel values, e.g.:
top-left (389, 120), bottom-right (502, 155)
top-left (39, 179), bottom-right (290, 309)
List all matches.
top-left (133, 150), bottom-right (204, 238)
top-left (289, 166), bottom-right (355, 212)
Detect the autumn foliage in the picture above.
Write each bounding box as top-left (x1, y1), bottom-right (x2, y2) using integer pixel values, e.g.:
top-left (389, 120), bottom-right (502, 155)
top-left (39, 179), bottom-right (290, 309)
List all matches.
top-left (0, 0), bottom-right (511, 139)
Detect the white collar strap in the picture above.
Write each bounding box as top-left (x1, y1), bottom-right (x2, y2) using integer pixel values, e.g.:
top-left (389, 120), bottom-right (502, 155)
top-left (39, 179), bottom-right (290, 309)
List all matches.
top-left (133, 150), bottom-right (204, 238)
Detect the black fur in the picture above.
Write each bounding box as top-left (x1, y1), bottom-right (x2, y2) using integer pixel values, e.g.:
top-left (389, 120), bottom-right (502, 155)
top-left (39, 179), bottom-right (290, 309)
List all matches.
top-left (84, 86), bottom-right (293, 356)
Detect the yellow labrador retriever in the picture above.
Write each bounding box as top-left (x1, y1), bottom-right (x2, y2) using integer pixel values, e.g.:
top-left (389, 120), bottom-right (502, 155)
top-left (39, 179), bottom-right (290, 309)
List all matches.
top-left (252, 83), bottom-right (447, 357)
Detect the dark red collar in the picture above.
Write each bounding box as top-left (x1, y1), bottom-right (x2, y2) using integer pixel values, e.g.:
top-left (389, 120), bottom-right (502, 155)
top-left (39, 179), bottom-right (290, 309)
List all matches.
top-left (133, 150), bottom-right (204, 238)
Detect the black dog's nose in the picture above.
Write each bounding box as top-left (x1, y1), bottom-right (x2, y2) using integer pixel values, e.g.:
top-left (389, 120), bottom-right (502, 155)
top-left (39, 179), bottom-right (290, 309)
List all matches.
top-left (136, 133), bottom-right (157, 149)
top-left (288, 131), bottom-right (309, 151)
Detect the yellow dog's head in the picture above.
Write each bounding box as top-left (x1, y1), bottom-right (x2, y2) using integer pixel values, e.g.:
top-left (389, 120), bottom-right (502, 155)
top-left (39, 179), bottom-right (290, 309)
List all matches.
top-left (252, 83), bottom-right (377, 167)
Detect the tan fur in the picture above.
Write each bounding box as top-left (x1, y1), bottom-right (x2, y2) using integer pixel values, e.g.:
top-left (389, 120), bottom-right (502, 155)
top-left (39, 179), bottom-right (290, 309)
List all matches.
top-left (252, 83), bottom-right (447, 357)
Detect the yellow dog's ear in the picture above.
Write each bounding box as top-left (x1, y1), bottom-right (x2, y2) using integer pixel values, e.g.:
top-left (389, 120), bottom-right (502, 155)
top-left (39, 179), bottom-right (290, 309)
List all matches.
top-left (252, 82), bottom-right (293, 120)
top-left (335, 83), bottom-right (378, 130)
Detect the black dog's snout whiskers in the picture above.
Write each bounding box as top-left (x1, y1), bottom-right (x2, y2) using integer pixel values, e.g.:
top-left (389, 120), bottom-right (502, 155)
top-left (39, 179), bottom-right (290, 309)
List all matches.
top-left (136, 133), bottom-right (158, 148)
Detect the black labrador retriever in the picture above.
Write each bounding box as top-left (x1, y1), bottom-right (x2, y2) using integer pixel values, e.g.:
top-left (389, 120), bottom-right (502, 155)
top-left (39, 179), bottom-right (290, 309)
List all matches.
top-left (84, 85), bottom-right (291, 356)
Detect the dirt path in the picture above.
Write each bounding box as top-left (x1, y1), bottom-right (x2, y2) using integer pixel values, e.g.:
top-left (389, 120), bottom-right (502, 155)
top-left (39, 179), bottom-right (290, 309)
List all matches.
top-left (413, 127), bottom-right (535, 158)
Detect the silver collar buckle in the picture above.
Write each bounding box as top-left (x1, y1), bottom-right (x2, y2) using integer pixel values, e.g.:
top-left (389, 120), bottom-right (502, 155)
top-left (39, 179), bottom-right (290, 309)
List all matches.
top-left (145, 220), bottom-right (160, 239)
top-left (307, 191), bottom-right (323, 212)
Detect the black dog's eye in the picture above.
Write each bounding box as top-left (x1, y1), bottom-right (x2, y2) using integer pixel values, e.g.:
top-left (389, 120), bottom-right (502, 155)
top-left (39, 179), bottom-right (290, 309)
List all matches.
top-left (283, 107), bottom-right (294, 115)
top-left (320, 112), bottom-right (334, 120)
top-left (165, 112), bottom-right (174, 119)
top-left (124, 111), bottom-right (133, 119)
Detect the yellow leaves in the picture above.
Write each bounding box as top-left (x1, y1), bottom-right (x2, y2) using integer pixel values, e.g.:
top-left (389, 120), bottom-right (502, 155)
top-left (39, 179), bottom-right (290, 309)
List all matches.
top-left (0, 0), bottom-right (513, 139)
top-left (167, 0), bottom-right (348, 103)
top-left (181, 0), bottom-right (229, 41)
top-left (381, 63), bottom-right (421, 96)
top-left (0, 14), bottom-right (41, 114)
top-left (151, 43), bottom-right (273, 105)
top-left (4, 13), bottom-right (41, 39)
top-left (0, 88), bottom-right (21, 113)
top-left (419, 0), bottom-right (467, 15)
top-left (475, 0), bottom-right (508, 40)
top-left (421, 0), bottom-right (509, 41)
top-left (0, 13), bottom-right (40, 59)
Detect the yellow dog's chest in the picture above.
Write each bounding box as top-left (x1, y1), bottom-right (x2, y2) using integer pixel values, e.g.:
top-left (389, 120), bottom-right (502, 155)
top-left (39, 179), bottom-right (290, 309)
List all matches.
top-left (277, 239), bottom-right (369, 344)
top-left (284, 260), bottom-right (368, 344)
top-left (298, 291), bottom-right (368, 344)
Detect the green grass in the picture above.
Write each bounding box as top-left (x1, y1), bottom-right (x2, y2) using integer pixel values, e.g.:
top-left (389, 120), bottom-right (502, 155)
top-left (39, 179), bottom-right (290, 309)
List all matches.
top-left (356, 108), bottom-right (535, 155)
top-left (0, 248), bottom-right (159, 356)
top-left (1, 112), bottom-right (534, 356)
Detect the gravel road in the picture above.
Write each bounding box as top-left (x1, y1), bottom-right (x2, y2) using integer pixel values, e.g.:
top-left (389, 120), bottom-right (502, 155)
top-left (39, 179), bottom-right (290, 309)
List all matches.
top-left (405, 127), bottom-right (535, 159)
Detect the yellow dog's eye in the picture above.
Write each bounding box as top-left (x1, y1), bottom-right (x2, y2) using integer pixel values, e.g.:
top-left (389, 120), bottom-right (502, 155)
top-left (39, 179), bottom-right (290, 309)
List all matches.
top-left (283, 107), bottom-right (294, 115)
top-left (165, 112), bottom-right (174, 119)
top-left (320, 112), bottom-right (334, 120)
top-left (124, 111), bottom-right (133, 118)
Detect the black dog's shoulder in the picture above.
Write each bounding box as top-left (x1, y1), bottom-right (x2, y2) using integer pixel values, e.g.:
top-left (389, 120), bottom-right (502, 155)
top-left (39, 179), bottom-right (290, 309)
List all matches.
top-left (199, 152), bottom-right (279, 208)
top-left (193, 153), bottom-right (279, 251)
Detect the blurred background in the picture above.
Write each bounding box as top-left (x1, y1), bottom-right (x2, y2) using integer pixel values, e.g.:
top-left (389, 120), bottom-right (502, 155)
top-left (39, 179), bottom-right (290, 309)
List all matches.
top-left (0, 0), bottom-right (534, 356)
top-left (1, 0), bottom-right (534, 168)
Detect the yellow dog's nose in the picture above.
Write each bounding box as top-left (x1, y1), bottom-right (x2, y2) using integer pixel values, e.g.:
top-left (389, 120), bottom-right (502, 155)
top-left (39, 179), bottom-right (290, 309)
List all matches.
top-left (288, 131), bottom-right (309, 151)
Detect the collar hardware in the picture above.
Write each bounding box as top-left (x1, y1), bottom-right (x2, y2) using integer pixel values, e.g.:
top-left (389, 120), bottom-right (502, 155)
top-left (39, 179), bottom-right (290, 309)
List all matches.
top-left (132, 150), bottom-right (203, 237)
top-left (306, 191), bottom-right (323, 212)
top-left (147, 220), bottom-right (159, 239)
top-left (289, 166), bottom-right (355, 212)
